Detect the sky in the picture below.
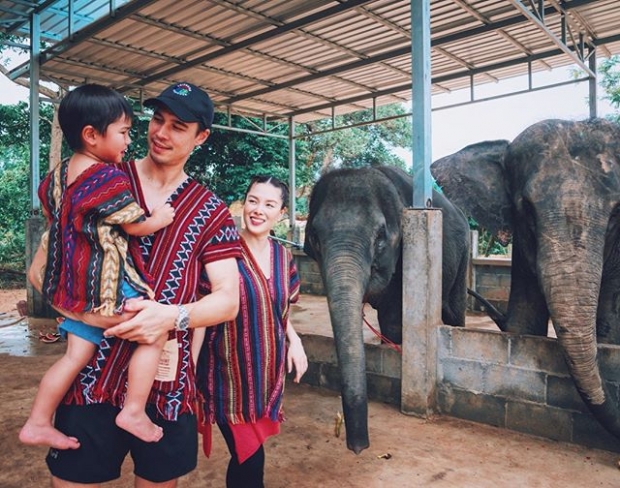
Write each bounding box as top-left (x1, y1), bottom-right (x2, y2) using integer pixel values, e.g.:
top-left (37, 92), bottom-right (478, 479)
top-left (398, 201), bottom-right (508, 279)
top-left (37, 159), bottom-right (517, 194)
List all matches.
top-left (0, 63), bottom-right (616, 163)
top-left (409, 66), bottom-right (616, 162)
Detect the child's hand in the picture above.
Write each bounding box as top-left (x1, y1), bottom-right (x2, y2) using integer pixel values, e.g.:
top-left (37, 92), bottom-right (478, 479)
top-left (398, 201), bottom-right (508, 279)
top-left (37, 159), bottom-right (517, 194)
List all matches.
top-left (152, 203), bottom-right (175, 227)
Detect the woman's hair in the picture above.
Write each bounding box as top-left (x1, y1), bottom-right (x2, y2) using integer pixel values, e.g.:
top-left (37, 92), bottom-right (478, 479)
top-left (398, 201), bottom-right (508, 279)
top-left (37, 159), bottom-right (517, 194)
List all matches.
top-left (244, 174), bottom-right (289, 209)
top-left (58, 83), bottom-right (134, 151)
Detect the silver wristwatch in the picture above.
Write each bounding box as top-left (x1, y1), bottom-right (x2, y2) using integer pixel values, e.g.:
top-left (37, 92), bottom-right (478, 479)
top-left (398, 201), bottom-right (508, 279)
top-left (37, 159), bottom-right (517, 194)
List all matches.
top-left (174, 305), bottom-right (190, 331)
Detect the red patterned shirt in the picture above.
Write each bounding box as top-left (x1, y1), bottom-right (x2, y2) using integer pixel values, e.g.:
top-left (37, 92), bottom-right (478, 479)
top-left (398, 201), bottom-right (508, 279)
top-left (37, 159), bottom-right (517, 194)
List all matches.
top-left (62, 160), bottom-right (242, 419)
top-left (39, 159), bottom-right (153, 316)
top-left (197, 238), bottom-right (300, 425)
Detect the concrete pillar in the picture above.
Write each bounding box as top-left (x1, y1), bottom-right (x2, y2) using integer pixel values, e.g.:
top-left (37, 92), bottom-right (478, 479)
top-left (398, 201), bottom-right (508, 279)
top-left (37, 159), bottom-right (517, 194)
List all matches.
top-left (25, 216), bottom-right (56, 318)
top-left (401, 208), bottom-right (443, 417)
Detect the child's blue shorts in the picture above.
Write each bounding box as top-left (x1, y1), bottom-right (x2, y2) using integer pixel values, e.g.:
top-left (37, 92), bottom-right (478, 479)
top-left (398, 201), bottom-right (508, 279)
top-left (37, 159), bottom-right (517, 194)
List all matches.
top-left (58, 281), bottom-right (141, 345)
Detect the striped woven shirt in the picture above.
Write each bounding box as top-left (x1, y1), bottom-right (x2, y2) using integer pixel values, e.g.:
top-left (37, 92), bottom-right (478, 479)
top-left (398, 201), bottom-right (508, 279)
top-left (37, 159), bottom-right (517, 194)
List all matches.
top-left (39, 159), bottom-right (153, 316)
top-left (61, 160), bottom-right (242, 420)
top-left (198, 237), bottom-right (300, 425)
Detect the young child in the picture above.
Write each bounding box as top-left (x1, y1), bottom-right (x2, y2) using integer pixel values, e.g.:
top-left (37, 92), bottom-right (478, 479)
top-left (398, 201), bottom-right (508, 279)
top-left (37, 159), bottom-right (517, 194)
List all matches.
top-left (19, 84), bottom-right (174, 450)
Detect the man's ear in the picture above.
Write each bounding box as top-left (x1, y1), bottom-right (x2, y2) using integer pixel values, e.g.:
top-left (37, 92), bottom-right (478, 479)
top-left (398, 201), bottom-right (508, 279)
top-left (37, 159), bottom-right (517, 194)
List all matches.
top-left (195, 128), bottom-right (210, 147)
top-left (81, 125), bottom-right (98, 146)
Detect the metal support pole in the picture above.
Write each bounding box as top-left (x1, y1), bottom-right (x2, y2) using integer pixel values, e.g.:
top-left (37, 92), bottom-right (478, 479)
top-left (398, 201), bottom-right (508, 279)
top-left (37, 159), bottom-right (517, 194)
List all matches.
top-left (589, 48), bottom-right (597, 119)
top-left (288, 116), bottom-right (297, 236)
top-left (411, 0), bottom-right (432, 208)
top-left (29, 11), bottom-right (41, 213)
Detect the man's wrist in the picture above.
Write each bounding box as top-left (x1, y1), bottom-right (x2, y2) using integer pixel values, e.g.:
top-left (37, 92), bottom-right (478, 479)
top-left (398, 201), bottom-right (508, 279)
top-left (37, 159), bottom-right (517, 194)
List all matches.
top-left (174, 305), bottom-right (190, 331)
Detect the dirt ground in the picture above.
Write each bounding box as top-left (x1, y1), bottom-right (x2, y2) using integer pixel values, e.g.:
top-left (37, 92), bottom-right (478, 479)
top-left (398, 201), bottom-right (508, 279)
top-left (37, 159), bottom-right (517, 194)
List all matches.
top-left (2, 288), bottom-right (620, 487)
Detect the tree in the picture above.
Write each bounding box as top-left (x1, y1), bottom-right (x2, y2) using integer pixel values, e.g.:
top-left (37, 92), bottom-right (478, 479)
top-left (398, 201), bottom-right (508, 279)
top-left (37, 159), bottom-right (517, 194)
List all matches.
top-left (0, 102), bottom-right (57, 278)
top-left (300, 103), bottom-right (412, 175)
top-left (599, 55), bottom-right (620, 123)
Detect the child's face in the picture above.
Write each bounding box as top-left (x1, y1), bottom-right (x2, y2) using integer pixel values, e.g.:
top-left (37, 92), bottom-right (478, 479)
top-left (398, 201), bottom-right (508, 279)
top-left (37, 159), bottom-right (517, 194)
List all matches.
top-left (95, 115), bottom-right (132, 164)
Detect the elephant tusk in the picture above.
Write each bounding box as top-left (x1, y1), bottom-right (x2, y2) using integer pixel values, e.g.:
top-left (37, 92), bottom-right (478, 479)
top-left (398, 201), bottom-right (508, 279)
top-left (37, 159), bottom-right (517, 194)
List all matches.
top-left (334, 411), bottom-right (344, 438)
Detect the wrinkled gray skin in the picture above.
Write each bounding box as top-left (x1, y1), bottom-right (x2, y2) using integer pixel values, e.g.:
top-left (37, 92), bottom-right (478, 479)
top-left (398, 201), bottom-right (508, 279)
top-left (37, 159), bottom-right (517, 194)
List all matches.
top-left (304, 166), bottom-right (470, 454)
top-left (431, 118), bottom-right (620, 443)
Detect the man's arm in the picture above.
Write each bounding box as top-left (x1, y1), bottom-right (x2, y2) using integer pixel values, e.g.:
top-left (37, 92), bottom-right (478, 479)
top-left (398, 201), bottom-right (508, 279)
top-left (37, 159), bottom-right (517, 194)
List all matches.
top-left (103, 257), bottom-right (240, 343)
top-left (27, 240), bottom-right (47, 294)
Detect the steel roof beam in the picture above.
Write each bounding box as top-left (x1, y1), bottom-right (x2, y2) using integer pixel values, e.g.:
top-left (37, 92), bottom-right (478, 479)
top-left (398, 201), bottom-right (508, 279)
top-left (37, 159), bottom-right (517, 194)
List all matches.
top-left (507, 0), bottom-right (595, 77)
top-left (287, 43), bottom-right (591, 119)
top-left (8, 0), bottom-right (158, 79)
top-left (224, 0), bottom-right (600, 106)
top-left (41, 0), bottom-right (157, 61)
top-left (126, 12), bottom-right (374, 95)
top-left (133, 0), bottom-right (374, 87)
top-left (5, 0), bottom-right (61, 36)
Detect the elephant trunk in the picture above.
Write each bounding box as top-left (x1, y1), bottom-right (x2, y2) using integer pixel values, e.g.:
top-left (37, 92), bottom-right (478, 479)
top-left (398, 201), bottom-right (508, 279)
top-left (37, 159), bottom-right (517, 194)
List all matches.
top-left (540, 226), bottom-right (620, 437)
top-left (321, 244), bottom-right (371, 454)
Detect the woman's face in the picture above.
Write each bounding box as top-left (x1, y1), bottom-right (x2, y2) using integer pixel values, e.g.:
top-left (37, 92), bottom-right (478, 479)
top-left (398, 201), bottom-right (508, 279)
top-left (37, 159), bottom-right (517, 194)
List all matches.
top-left (243, 182), bottom-right (284, 237)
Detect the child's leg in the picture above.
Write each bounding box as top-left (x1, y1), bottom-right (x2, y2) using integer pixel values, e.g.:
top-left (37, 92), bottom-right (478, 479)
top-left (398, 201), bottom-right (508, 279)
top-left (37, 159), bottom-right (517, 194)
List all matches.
top-left (19, 334), bottom-right (96, 449)
top-left (115, 334), bottom-right (167, 443)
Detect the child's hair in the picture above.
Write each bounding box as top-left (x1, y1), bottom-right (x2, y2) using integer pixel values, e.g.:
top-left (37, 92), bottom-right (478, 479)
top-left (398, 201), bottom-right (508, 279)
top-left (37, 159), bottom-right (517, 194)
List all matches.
top-left (245, 175), bottom-right (289, 209)
top-left (58, 84), bottom-right (133, 151)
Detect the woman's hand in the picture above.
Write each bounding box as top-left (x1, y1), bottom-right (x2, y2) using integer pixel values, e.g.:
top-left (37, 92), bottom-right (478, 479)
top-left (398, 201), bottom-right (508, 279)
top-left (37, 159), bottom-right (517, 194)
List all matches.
top-left (103, 299), bottom-right (177, 344)
top-left (287, 329), bottom-right (308, 383)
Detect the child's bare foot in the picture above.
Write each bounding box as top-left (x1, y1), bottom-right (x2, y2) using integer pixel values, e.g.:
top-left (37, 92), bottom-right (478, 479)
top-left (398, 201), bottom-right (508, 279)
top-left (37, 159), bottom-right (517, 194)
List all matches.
top-left (116, 409), bottom-right (163, 443)
top-left (19, 420), bottom-right (80, 449)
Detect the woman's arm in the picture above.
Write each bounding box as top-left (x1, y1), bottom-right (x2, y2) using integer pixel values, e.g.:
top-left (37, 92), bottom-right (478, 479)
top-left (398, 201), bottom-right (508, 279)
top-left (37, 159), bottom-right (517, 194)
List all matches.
top-left (286, 321), bottom-right (308, 383)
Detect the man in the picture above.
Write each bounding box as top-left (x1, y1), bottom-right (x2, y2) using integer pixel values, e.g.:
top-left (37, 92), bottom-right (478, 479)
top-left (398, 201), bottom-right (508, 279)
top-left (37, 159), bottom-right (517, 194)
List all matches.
top-left (30, 82), bottom-right (241, 487)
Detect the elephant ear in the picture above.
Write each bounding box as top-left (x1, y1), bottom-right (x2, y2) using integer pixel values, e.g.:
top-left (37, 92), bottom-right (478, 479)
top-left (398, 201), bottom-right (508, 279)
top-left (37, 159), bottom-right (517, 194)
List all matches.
top-left (374, 165), bottom-right (413, 207)
top-left (431, 140), bottom-right (513, 235)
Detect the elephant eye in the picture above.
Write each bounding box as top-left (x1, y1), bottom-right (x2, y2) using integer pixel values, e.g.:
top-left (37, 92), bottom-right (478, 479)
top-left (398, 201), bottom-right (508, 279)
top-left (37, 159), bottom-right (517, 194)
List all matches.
top-left (375, 225), bottom-right (387, 253)
top-left (308, 230), bottom-right (321, 255)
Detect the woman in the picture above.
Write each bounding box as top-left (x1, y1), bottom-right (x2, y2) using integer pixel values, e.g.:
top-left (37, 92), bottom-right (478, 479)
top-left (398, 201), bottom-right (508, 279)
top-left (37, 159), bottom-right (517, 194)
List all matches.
top-left (197, 175), bottom-right (308, 488)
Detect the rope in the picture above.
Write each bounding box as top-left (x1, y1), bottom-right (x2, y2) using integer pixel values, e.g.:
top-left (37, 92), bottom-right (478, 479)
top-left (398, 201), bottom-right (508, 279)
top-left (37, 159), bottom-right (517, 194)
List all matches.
top-left (362, 303), bottom-right (402, 354)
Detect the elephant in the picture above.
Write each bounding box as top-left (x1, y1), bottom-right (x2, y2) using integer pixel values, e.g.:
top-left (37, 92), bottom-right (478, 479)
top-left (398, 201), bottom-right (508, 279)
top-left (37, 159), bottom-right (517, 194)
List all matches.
top-left (303, 165), bottom-right (470, 454)
top-left (430, 118), bottom-right (620, 442)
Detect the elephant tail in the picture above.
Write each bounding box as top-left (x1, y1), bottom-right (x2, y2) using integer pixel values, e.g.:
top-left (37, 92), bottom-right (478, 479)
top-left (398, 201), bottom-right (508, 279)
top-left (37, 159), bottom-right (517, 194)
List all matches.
top-left (467, 288), bottom-right (507, 331)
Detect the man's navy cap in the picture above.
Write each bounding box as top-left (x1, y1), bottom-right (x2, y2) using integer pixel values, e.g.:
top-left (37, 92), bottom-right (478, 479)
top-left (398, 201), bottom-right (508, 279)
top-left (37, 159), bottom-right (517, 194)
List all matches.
top-left (144, 82), bottom-right (214, 129)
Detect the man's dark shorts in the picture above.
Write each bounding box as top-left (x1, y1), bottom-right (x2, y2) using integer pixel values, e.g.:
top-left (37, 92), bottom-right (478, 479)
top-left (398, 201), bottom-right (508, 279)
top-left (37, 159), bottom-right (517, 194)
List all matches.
top-left (46, 403), bottom-right (198, 484)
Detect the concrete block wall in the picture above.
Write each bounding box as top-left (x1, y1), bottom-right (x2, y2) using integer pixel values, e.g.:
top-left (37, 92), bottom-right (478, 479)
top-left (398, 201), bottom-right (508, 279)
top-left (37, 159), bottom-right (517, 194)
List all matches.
top-left (298, 325), bottom-right (620, 453)
top-left (299, 333), bottom-right (402, 407)
top-left (292, 228), bottom-right (620, 453)
top-left (437, 325), bottom-right (620, 453)
top-left (292, 250), bottom-right (325, 295)
top-left (292, 250), bottom-right (513, 313)
top-left (469, 257), bottom-right (511, 312)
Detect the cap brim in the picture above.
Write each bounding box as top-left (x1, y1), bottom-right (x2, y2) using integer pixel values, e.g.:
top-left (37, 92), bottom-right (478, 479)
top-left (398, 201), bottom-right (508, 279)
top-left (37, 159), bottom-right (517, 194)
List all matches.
top-left (143, 96), bottom-right (200, 123)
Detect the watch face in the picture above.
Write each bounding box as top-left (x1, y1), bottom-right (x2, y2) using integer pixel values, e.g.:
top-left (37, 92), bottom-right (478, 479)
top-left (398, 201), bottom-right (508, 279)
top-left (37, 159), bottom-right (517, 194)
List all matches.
top-left (176, 306), bottom-right (189, 330)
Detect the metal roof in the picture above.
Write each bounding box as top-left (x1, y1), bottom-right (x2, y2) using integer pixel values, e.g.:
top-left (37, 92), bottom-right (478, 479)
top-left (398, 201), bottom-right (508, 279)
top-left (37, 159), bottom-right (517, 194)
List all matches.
top-left (2, 0), bottom-right (620, 124)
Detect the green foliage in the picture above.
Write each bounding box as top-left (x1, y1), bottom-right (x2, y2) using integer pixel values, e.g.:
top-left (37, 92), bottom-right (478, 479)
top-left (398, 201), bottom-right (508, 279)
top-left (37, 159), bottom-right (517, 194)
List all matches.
top-left (184, 113), bottom-right (313, 208)
top-left (0, 101), bottom-right (56, 273)
top-left (0, 154), bottom-right (29, 270)
top-left (599, 56), bottom-right (620, 124)
top-left (299, 103), bottom-right (412, 178)
top-left (466, 217), bottom-right (510, 256)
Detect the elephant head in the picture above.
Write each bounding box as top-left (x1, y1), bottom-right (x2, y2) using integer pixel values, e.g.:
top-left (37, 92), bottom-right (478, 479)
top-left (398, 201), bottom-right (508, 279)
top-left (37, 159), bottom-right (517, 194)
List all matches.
top-left (304, 167), bottom-right (405, 454)
top-left (304, 166), bottom-right (470, 453)
top-left (431, 119), bottom-right (620, 440)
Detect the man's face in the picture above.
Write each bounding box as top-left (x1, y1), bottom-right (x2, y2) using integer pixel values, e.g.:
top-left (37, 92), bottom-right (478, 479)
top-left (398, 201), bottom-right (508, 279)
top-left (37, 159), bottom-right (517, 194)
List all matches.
top-left (147, 107), bottom-right (209, 166)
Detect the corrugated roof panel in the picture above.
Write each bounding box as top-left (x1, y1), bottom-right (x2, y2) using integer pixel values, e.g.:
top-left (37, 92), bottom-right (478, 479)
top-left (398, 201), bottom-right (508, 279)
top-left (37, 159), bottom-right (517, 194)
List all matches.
top-left (3, 0), bottom-right (620, 122)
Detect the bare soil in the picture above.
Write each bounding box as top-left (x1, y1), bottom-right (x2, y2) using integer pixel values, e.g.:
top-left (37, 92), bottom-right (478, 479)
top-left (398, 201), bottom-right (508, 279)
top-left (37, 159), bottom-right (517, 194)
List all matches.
top-left (1, 289), bottom-right (620, 487)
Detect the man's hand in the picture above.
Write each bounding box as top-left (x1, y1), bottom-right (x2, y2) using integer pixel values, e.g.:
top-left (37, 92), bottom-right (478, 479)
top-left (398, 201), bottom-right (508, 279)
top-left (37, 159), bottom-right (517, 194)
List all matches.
top-left (103, 299), bottom-right (176, 344)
